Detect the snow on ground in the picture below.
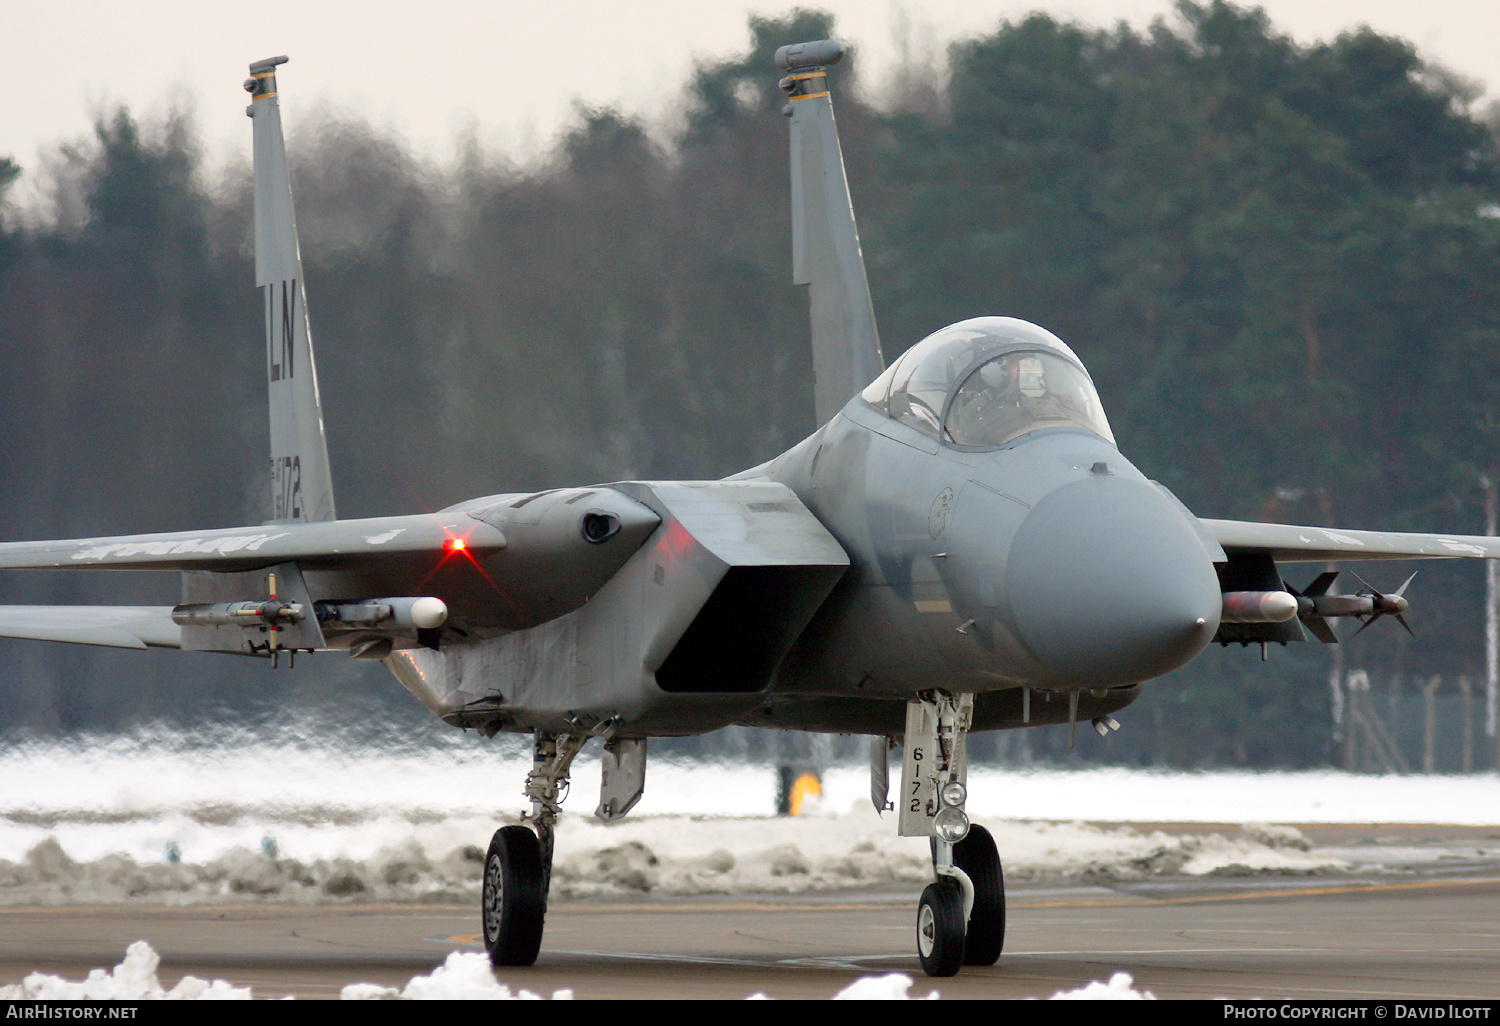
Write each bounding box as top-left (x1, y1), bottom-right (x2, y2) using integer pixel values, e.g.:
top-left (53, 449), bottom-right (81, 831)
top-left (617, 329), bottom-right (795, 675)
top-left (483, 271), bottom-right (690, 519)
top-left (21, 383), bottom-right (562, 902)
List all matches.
top-left (0, 809), bottom-right (1346, 906)
top-left (0, 941), bottom-right (250, 1000)
top-left (0, 732), bottom-right (1495, 904)
top-left (1, 942), bottom-right (1140, 1000)
top-left (339, 952), bottom-right (575, 1000)
top-left (0, 736), bottom-right (1485, 999)
top-left (827, 974), bottom-right (940, 1000)
top-left (1047, 972), bottom-right (1156, 1000)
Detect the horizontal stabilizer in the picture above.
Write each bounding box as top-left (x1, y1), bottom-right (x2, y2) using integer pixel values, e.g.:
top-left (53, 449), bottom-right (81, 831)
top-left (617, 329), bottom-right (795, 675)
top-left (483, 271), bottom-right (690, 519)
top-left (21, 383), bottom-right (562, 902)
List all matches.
top-left (0, 512), bottom-right (506, 572)
top-left (1205, 519), bottom-right (1500, 563)
top-left (0, 606), bottom-right (180, 649)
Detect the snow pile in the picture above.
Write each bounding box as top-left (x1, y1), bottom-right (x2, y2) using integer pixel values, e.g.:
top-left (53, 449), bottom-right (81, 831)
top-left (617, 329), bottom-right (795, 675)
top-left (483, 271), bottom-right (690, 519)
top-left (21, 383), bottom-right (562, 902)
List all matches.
top-left (1241, 822), bottom-right (1313, 850)
top-left (831, 973), bottom-right (940, 999)
top-left (5, 728), bottom-right (1500, 875)
top-left (0, 943), bottom-right (1167, 1000)
top-left (8, 728), bottom-right (1490, 906)
top-left (0, 812), bottom-right (1345, 905)
top-left (1048, 972), bottom-right (1156, 1000)
top-left (341, 953), bottom-right (573, 1000)
top-left (547, 812), bottom-right (1340, 898)
top-left (959, 818), bottom-right (1330, 882)
top-left (0, 834), bottom-right (489, 905)
top-left (0, 941), bottom-right (248, 1000)
top-left (0, 944), bottom-right (571, 1001)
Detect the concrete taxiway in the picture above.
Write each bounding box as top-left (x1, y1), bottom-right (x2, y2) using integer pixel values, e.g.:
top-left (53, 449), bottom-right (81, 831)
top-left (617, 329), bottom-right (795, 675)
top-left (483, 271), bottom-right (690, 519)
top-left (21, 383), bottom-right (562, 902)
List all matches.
top-left (1, 825), bottom-right (1498, 999)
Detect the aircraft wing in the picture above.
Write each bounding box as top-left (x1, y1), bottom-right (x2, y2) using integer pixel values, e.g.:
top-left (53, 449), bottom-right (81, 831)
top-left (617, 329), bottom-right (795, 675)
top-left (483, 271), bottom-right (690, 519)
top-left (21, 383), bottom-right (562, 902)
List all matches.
top-left (0, 606), bottom-right (180, 649)
top-left (0, 511), bottom-right (504, 652)
top-left (0, 484), bottom-right (664, 651)
top-left (0, 512), bottom-right (506, 573)
top-left (1203, 518), bottom-right (1500, 563)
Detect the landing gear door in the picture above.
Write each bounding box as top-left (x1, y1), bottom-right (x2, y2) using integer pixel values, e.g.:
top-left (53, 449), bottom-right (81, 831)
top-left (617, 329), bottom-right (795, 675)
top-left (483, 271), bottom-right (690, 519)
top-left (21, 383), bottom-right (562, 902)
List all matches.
top-left (898, 700), bottom-right (938, 836)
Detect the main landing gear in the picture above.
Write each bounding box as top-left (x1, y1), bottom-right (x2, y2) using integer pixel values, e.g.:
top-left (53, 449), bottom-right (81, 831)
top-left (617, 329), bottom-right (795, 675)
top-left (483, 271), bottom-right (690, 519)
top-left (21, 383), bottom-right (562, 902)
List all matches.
top-left (482, 731), bottom-right (584, 966)
top-left (884, 691), bottom-right (1006, 977)
top-left (481, 730), bottom-right (648, 967)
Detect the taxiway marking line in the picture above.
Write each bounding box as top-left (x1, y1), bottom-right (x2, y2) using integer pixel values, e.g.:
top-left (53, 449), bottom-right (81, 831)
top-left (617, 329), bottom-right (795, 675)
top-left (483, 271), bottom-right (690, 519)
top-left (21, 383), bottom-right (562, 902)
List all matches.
top-left (987, 970), bottom-right (1499, 1003)
top-left (427, 944), bottom-right (1500, 998)
top-left (1014, 876), bottom-right (1500, 909)
top-left (3, 876), bottom-right (1495, 923)
top-left (548, 949), bottom-right (900, 972)
top-left (425, 942), bottom-right (904, 972)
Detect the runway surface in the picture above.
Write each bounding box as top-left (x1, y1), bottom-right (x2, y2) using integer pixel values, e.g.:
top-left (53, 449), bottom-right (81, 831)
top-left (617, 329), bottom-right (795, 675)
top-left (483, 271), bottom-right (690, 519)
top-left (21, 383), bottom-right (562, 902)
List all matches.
top-left (2, 824), bottom-right (1498, 999)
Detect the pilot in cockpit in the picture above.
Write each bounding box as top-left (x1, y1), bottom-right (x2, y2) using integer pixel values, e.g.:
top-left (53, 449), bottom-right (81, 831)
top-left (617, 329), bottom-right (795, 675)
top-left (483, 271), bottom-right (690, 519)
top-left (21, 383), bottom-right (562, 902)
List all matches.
top-left (945, 351), bottom-right (1094, 447)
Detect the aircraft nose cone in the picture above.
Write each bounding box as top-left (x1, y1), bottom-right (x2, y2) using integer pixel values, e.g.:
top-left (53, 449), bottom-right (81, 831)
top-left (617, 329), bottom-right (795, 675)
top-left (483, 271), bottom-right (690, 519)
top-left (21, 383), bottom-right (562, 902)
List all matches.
top-left (1006, 476), bottom-right (1220, 686)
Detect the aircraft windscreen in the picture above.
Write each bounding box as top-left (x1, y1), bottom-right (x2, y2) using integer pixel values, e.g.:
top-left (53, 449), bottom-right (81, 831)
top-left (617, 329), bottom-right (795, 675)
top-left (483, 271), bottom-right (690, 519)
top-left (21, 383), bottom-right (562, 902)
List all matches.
top-left (880, 330), bottom-right (993, 435)
top-left (944, 350), bottom-right (1114, 447)
top-left (860, 317), bottom-right (1110, 447)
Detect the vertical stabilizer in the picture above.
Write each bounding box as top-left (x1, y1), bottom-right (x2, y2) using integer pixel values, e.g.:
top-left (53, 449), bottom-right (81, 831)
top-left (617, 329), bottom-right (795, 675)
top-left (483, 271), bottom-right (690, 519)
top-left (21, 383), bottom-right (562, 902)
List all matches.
top-left (246, 57), bottom-right (337, 523)
top-left (776, 40), bottom-right (884, 425)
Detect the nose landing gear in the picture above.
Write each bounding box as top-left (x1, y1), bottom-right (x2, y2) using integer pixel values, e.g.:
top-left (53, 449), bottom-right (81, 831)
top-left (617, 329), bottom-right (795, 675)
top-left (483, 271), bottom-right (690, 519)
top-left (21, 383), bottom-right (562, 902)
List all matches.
top-left (897, 691), bottom-right (1006, 977)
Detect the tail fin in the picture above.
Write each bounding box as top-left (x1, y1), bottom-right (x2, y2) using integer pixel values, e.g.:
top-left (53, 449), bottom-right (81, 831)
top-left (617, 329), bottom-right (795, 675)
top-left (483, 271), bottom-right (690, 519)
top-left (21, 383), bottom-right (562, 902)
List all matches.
top-left (245, 56), bottom-right (337, 523)
top-left (777, 40), bottom-right (884, 425)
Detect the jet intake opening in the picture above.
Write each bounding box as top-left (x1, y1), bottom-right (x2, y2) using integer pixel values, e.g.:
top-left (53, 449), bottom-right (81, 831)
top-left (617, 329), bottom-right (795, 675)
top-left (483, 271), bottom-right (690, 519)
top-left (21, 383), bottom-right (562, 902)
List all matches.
top-left (656, 565), bottom-right (830, 693)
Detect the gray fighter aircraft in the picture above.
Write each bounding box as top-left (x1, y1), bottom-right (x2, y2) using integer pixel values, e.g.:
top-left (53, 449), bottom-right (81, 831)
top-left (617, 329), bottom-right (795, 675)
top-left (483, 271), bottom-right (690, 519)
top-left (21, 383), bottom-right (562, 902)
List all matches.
top-left (2, 45), bottom-right (1497, 978)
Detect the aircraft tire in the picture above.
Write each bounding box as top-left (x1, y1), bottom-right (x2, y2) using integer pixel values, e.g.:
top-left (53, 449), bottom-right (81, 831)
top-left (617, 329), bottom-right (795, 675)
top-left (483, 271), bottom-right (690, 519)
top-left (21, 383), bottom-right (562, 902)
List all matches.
top-left (482, 825), bottom-right (546, 966)
top-left (916, 878), bottom-right (965, 977)
top-left (954, 823), bottom-right (1005, 965)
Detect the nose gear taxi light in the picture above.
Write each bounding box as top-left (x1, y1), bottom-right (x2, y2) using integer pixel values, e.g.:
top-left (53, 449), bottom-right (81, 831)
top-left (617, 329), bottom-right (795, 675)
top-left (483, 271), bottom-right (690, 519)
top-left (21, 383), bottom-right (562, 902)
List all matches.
top-left (933, 805), bottom-right (970, 843)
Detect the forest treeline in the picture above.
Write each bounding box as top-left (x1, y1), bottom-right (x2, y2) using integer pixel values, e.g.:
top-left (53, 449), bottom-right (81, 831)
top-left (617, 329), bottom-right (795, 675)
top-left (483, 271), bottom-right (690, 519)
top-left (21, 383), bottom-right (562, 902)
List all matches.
top-left (1, 2), bottom-right (1497, 768)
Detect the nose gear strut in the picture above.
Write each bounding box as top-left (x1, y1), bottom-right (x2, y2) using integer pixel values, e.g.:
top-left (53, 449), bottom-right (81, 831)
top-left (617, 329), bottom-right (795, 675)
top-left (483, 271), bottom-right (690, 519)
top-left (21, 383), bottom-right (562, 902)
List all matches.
top-left (898, 691), bottom-right (1005, 976)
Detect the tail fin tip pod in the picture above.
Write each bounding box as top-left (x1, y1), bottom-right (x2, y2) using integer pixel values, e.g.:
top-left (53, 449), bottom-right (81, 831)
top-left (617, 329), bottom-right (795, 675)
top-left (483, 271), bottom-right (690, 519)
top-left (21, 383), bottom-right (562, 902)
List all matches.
top-left (777, 39), bottom-right (884, 426)
top-left (245, 56), bottom-right (338, 524)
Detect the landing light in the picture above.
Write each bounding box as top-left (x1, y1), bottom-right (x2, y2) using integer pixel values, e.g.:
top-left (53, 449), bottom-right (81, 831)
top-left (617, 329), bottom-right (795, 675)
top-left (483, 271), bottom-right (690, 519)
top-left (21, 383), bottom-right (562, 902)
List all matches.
top-left (940, 781), bottom-right (967, 807)
top-left (933, 806), bottom-right (970, 843)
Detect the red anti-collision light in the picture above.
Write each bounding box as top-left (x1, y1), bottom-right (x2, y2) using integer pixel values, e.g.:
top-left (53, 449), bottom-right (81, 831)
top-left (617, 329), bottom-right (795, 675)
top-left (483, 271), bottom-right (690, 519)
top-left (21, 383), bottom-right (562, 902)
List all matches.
top-left (444, 538), bottom-right (467, 553)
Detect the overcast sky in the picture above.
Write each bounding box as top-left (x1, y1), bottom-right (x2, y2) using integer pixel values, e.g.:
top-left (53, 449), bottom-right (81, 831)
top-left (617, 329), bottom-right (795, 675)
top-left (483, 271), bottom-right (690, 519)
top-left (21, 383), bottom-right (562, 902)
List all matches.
top-left (8, 0), bottom-right (1500, 207)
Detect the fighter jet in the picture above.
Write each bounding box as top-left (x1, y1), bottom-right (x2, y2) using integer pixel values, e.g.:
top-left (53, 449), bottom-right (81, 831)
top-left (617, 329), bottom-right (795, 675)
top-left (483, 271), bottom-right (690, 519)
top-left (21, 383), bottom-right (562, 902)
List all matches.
top-left (1, 45), bottom-right (1497, 978)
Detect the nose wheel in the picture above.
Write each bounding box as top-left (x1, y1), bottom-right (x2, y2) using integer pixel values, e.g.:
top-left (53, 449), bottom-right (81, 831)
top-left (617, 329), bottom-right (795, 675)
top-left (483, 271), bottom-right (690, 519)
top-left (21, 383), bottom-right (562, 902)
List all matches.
top-left (954, 823), bottom-right (1005, 965)
top-left (916, 877), bottom-right (966, 976)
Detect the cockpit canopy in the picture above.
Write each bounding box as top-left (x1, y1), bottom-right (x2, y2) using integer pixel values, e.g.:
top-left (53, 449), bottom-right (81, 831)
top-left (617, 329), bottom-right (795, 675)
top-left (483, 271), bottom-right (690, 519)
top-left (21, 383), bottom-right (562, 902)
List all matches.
top-left (860, 317), bottom-right (1115, 448)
